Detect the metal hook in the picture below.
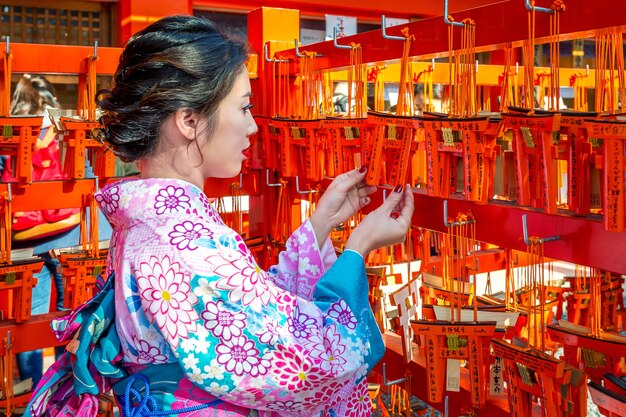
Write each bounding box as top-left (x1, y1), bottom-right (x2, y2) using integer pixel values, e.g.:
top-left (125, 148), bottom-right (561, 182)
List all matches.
top-left (333, 27), bottom-right (352, 50)
top-left (7, 182), bottom-right (12, 202)
top-left (263, 42), bottom-right (289, 63)
top-left (5, 36), bottom-right (10, 54)
top-left (432, 58), bottom-right (436, 70)
top-left (93, 40), bottom-right (98, 59)
top-left (265, 169), bottom-right (283, 187)
top-left (524, 0), bottom-right (554, 14)
top-left (382, 363), bottom-right (409, 386)
top-left (444, 0), bottom-right (465, 27)
top-left (443, 200), bottom-right (474, 227)
top-left (294, 39), bottom-right (323, 58)
top-left (586, 64), bottom-right (589, 77)
top-left (295, 176), bottom-right (317, 194)
top-left (381, 15), bottom-right (406, 41)
top-left (522, 214), bottom-right (559, 245)
top-left (515, 62), bottom-right (519, 75)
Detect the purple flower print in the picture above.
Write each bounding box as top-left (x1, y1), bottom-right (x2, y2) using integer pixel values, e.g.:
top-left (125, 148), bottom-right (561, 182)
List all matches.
top-left (154, 185), bottom-right (190, 215)
top-left (168, 221), bottom-right (212, 250)
top-left (136, 339), bottom-right (168, 364)
top-left (95, 185), bottom-right (120, 215)
top-left (327, 300), bottom-right (357, 330)
top-left (287, 305), bottom-right (316, 338)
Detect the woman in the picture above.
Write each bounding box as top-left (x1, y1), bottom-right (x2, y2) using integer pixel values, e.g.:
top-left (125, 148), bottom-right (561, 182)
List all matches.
top-left (26, 15), bottom-right (414, 417)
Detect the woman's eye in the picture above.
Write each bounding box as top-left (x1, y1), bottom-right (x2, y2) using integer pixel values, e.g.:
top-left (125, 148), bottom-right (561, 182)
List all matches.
top-left (243, 104), bottom-right (254, 114)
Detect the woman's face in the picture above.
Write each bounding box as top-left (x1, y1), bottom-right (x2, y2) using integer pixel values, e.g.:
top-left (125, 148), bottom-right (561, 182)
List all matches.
top-left (200, 69), bottom-right (258, 179)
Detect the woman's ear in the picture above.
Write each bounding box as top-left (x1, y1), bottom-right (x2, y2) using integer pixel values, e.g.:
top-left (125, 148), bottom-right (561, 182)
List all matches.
top-left (173, 108), bottom-right (200, 141)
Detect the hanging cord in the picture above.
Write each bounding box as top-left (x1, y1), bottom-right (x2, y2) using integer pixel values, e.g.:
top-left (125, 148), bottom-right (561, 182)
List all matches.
top-left (500, 47), bottom-right (516, 112)
top-left (368, 66), bottom-right (386, 112)
top-left (347, 43), bottom-right (366, 118)
top-left (448, 20), bottom-right (454, 116)
top-left (396, 28), bottom-right (415, 116)
top-left (548, 1), bottom-right (565, 111)
top-left (524, 2), bottom-right (537, 111)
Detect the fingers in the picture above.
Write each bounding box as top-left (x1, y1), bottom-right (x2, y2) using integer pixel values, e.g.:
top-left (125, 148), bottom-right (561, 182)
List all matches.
top-left (330, 166), bottom-right (368, 192)
top-left (380, 184), bottom-right (406, 214)
top-left (357, 184), bottom-right (377, 198)
top-left (396, 185), bottom-right (415, 223)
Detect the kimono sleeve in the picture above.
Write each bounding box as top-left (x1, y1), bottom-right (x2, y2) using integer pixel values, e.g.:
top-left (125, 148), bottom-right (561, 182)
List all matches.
top-left (267, 219), bottom-right (337, 300)
top-left (132, 237), bottom-right (383, 415)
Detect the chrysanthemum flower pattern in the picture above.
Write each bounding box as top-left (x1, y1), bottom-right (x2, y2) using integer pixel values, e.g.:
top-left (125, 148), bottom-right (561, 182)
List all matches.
top-left (288, 305), bottom-right (317, 338)
top-left (201, 300), bottom-right (246, 340)
top-left (215, 336), bottom-right (270, 377)
top-left (327, 299), bottom-right (358, 330)
top-left (345, 378), bottom-right (371, 417)
top-left (270, 343), bottom-right (325, 391)
top-left (136, 255), bottom-right (199, 347)
top-left (168, 221), bottom-right (212, 251)
top-left (136, 339), bottom-right (168, 364)
top-left (94, 185), bottom-right (120, 215)
top-left (154, 185), bottom-right (191, 215)
top-left (209, 251), bottom-right (276, 311)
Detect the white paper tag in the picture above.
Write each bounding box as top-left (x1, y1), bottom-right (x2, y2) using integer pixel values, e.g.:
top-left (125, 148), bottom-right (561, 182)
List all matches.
top-left (446, 358), bottom-right (461, 392)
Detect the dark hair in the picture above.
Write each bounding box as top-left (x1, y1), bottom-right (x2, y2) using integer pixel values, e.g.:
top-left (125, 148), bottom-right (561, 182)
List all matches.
top-left (97, 15), bottom-right (249, 162)
top-left (10, 75), bottom-right (60, 116)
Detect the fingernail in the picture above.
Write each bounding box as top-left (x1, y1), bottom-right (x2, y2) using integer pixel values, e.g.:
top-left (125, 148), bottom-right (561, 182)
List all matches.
top-left (390, 212), bottom-right (400, 219)
top-left (358, 165), bottom-right (368, 173)
top-left (394, 184), bottom-right (403, 193)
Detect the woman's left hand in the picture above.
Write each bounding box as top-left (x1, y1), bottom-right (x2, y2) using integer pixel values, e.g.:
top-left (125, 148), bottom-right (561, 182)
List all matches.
top-left (309, 167), bottom-right (376, 242)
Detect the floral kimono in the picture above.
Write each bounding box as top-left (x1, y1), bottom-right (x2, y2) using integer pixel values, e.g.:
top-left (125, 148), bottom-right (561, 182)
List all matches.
top-left (26, 178), bottom-right (384, 416)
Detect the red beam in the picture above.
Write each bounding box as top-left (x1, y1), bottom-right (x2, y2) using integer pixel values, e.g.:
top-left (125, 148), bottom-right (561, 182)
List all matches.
top-left (273, 0), bottom-right (626, 66)
top-left (0, 311), bottom-right (67, 355)
top-left (362, 189), bottom-right (626, 275)
top-left (10, 43), bottom-right (121, 75)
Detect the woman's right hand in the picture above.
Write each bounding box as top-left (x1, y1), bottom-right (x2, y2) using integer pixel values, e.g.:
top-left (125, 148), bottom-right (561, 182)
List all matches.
top-left (345, 184), bottom-right (414, 256)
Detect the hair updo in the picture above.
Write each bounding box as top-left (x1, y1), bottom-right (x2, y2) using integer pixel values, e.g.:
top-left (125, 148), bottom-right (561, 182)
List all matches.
top-left (97, 15), bottom-right (249, 162)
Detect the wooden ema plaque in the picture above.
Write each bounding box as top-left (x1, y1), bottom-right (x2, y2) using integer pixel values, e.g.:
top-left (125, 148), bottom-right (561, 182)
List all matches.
top-left (418, 114), bottom-right (502, 204)
top-left (58, 118), bottom-right (111, 180)
top-left (321, 118), bottom-right (369, 177)
top-left (490, 338), bottom-right (586, 417)
top-left (547, 322), bottom-right (626, 384)
top-left (270, 118), bottom-right (325, 181)
top-left (558, 111), bottom-right (599, 215)
top-left (604, 373), bottom-right (626, 397)
top-left (0, 259), bottom-right (44, 322)
top-left (255, 117), bottom-right (281, 172)
top-left (410, 320), bottom-right (497, 408)
top-left (588, 381), bottom-right (626, 417)
top-left (0, 116), bottom-right (43, 185)
top-left (58, 250), bottom-right (108, 309)
top-left (501, 112), bottom-right (562, 214)
top-left (365, 111), bottom-right (417, 187)
top-left (583, 118), bottom-right (626, 232)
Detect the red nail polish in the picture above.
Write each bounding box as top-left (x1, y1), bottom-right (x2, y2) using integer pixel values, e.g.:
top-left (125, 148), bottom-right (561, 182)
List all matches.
top-left (390, 212), bottom-right (400, 219)
top-left (359, 165), bottom-right (368, 173)
top-left (393, 184), bottom-right (403, 193)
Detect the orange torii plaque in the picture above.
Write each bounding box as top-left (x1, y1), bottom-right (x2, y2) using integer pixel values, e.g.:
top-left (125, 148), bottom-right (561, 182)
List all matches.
top-left (410, 320), bottom-right (497, 408)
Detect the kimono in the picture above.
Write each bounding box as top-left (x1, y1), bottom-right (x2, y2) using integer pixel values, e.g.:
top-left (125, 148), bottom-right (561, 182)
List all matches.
top-left (26, 178), bottom-right (384, 416)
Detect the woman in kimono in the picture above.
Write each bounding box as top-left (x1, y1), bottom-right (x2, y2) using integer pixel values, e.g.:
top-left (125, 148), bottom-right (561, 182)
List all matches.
top-left (26, 15), bottom-right (414, 417)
